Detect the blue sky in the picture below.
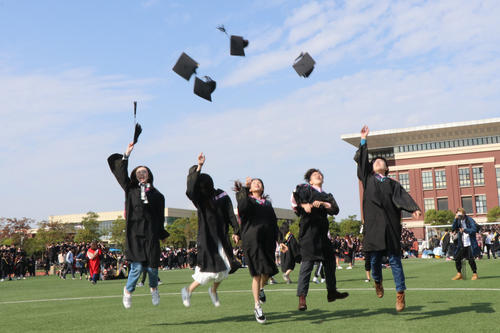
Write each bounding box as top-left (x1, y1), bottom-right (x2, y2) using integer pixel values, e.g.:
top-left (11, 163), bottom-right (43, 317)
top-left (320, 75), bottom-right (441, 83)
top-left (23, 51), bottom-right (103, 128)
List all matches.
top-left (1, 0), bottom-right (499, 222)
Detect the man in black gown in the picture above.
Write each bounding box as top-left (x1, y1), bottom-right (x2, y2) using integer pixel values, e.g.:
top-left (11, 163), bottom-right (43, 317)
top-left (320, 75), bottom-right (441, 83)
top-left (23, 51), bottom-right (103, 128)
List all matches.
top-left (292, 169), bottom-right (349, 311)
top-left (355, 125), bottom-right (421, 312)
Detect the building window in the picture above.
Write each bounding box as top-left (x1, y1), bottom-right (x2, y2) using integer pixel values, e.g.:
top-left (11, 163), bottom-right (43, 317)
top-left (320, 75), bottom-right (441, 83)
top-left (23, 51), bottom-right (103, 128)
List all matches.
top-left (435, 170), bottom-right (446, 189)
top-left (475, 195), bottom-right (487, 214)
top-left (422, 171), bottom-right (433, 190)
top-left (424, 198), bottom-right (435, 212)
top-left (399, 173), bottom-right (410, 191)
top-left (437, 198), bottom-right (448, 211)
top-left (459, 168), bottom-right (471, 187)
top-left (461, 197), bottom-right (473, 214)
top-left (472, 167), bottom-right (485, 186)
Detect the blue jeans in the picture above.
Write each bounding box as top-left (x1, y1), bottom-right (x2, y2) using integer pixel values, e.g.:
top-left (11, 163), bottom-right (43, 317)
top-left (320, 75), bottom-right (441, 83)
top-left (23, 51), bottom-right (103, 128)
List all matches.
top-left (125, 262), bottom-right (158, 293)
top-left (369, 251), bottom-right (406, 292)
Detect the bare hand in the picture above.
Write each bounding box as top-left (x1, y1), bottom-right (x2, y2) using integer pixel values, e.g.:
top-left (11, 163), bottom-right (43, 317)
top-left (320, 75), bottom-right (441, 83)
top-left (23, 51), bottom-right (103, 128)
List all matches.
top-left (125, 142), bottom-right (134, 157)
top-left (245, 177), bottom-right (252, 188)
top-left (280, 243), bottom-right (289, 253)
top-left (322, 202), bottom-right (332, 209)
top-left (412, 210), bottom-right (422, 219)
top-left (197, 152), bottom-right (205, 166)
top-left (312, 201), bottom-right (322, 208)
top-left (232, 234), bottom-right (240, 244)
top-left (360, 125), bottom-right (369, 139)
top-left (302, 203), bottom-right (312, 213)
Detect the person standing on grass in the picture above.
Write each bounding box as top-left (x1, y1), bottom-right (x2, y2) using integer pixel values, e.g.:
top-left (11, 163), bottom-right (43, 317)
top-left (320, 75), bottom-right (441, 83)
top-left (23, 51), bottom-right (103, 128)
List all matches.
top-left (292, 168), bottom-right (349, 311)
top-left (181, 153), bottom-right (241, 309)
top-left (355, 125), bottom-right (422, 312)
top-left (451, 208), bottom-right (480, 280)
top-left (87, 242), bottom-right (102, 285)
top-left (234, 177), bottom-right (279, 324)
top-left (108, 142), bottom-right (170, 309)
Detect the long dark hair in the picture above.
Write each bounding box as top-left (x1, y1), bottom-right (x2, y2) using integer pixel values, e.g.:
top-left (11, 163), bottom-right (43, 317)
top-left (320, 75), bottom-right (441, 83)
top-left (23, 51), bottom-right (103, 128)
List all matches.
top-left (130, 165), bottom-right (154, 187)
top-left (196, 173), bottom-right (216, 210)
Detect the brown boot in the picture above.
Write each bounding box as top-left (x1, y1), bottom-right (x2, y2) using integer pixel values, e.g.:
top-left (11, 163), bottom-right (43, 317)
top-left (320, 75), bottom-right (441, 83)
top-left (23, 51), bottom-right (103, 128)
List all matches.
top-left (298, 295), bottom-right (307, 311)
top-left (374, 281), bottom-right (384, 298)
top-left (396, 291), bottom-right (405, 312)
top-left (452, 272), bottom-right (463, 280)
top-left (471, 273), bottom-right (478, 280)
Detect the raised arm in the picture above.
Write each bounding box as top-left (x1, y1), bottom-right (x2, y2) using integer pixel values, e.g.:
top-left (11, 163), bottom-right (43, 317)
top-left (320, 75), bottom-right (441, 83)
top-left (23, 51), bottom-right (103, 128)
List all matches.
top-left (354, 125), bottom-right (372, 185)
top-left (186, 153), bottom-right (205, 203)
top-left (107, 143), bottom-right (134, 190)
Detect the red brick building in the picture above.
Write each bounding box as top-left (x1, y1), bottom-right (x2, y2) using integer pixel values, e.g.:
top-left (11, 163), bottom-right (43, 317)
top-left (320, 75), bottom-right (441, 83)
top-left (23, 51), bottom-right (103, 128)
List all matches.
top-left (341, 118), bottom-right (500, 239)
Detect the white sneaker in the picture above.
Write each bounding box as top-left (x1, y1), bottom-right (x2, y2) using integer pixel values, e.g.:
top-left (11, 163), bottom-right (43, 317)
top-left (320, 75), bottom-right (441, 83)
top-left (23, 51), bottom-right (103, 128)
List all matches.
top-left (337, 266), bottom-right (343, 270)
top-left (208, 287), bottom-right (220, 307)
top-left (313, 276), bottom-right (319, 284)
top-left (321, 278), bottom-right (325, 283)
top-left (123, 287), bottom-right (132, 309)
top-left (137, 282), bottom-right (144, 287)
top-left (254, 305), bottom-right (266, 324)
top-left (181, 287), bottom-right (191, 307)
top-left (151, 288), bottom-right (160, 306)
top-left (346, 266), bottom-right (353, 270)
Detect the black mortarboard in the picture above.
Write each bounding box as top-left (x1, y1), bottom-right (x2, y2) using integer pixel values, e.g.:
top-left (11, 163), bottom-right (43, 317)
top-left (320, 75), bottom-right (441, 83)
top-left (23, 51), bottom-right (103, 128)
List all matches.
top-left (217, 25), bottom-right (249, 56)
top-left (133, 101), bottom-right (142, 144)
top-left (293, 52), bottom-right (316, 78)
top-left (230, 35), bottom-right (249, 56)
top-left (172, 52), bottom-right (198, 81)
top-left (193, 76), bottom-right (216, 102)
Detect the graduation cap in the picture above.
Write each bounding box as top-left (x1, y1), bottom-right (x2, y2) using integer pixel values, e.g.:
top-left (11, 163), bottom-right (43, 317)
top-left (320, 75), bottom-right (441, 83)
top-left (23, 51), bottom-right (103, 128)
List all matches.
top-left (133, 101), bottom-right (142, 144)
top-left (293, 52), bottom-right (316, 78)
top-left (172, 52), bottom-right (198, 81)
top-left (194, 76), bottom-right (216, 102)
top-left (217, 25), bottom-right (249, 56)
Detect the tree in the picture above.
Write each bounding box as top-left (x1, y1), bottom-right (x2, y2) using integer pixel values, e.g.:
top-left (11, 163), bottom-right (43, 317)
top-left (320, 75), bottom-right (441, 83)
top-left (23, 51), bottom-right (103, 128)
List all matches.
top-left (183, 213), bottom-right (198, 246)
top-left (424, 209), bottom-right (455, 225)
top-left (0, 217), bottom-right (33, 247)
top-left (338, 215), bottom-right (362, 236)
top-left (110, 216), bottom-right (126, 250)
top-left (36, 220), bottom-right (74, 245)
top-left (74, 212), bottom-right (101, 242)
top-left (165, 218), bottom-right (188, 248)
top-left (487, 206), bottom-right (500, 222)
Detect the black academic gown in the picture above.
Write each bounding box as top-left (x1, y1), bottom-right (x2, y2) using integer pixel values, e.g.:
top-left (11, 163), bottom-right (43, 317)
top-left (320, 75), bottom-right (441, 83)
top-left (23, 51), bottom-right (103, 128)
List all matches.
top-left (236, 187), bottom-right (279, 277)
top-left (355, 142), bottom-right (420, 255)
top-left (186, 165), bottom-right (240, 273)
top-left (108, 154), bottom-right (169, 268)
top-left (293, 184), bottom-right (339, 262)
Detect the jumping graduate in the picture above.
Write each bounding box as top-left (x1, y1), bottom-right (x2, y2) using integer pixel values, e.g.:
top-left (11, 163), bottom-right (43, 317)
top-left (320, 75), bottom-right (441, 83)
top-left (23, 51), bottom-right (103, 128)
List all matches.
top-left (355, 125), bottom-right (421, 312)
top-left (181, 153), bottom-right (241, 308)
top-left (234, 177), bottom-right (279, 324)
top-left (279, 221), bottom-right (301, 284)
top-left (108, 142), bottom-right (169, 309)
top-left (292, 168), bottom-right (349, 311)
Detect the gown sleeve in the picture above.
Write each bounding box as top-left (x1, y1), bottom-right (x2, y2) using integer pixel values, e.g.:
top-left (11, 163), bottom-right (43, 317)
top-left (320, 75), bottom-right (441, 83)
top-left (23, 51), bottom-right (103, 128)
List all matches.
top-left (107, 153), bottom-right (130, 191)
top-left (156, 193), bottom-right (170, 240)
top-left (391, 181), bottom-right (420, 213)
top-left (186, 165), bottom-right (200, 205)
top-left (325, 193), bottom-right (340, 216)
top-left (354, 141), bottom-right (371, 187)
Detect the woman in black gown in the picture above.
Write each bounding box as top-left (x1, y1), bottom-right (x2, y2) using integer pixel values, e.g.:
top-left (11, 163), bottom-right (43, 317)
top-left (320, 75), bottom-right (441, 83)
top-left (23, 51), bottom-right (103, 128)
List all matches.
top-left (235, 177), bottom-right (279, 324)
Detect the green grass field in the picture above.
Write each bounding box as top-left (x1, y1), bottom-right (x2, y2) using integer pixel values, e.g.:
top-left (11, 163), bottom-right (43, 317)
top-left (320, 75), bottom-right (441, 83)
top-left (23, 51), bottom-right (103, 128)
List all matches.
top-left (1, 259), bottom-right (499, 332)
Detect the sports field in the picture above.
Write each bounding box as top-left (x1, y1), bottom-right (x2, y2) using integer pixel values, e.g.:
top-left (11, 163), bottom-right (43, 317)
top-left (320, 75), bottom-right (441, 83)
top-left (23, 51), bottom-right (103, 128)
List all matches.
top-left (1, 259), bottom-right (498, 332)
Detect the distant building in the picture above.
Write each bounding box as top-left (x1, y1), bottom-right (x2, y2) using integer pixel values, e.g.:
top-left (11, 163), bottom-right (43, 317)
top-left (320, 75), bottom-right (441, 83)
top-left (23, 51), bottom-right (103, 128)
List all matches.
top-left (49, 206), bottom-right (297, 241)
top-left (341, 118), bottom-right (500, 239)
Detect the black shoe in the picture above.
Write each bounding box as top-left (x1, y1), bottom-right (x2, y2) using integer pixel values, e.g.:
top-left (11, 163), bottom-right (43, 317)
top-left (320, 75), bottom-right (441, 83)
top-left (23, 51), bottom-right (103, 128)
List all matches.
top-left (327, 290), bottom-right (349, 302)
top-left (259, 289), bottom-right (266, 303)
